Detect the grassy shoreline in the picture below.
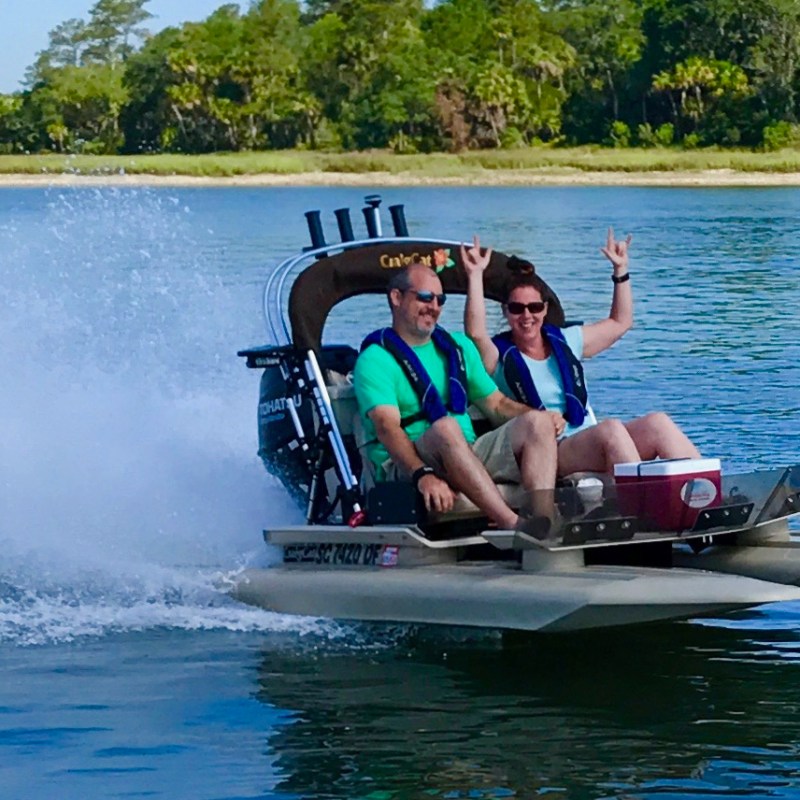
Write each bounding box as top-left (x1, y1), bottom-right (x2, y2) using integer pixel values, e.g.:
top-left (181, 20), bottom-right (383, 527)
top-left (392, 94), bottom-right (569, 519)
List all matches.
top-left (3, 148), bottom-right (800, 185)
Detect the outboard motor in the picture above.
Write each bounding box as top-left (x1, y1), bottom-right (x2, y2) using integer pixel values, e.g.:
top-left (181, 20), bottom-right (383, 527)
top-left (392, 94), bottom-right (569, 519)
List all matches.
top-left (255, 354), bottom-right (315, 508)
top-left (239, 344), bottom-right (363, 524)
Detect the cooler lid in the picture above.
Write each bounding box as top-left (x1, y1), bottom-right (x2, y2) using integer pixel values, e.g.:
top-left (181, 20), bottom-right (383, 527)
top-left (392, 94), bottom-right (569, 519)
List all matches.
top-left (613, 457), bottom-right (721, 477)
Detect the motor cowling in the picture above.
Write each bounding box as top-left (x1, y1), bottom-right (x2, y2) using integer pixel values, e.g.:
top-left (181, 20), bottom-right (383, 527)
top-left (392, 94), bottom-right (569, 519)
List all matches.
top-left (256, 359), bottom-right (315, 508)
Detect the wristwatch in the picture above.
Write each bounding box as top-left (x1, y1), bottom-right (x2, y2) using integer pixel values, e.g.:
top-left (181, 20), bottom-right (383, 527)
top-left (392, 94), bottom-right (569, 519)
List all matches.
top-left (412, 465), bottom-right (436, 487)
top-left (612, 272), bottom-right (630, 284)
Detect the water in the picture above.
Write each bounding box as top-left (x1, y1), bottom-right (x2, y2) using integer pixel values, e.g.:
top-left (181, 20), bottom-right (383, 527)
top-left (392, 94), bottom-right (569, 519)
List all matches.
top-left (2, 185), bottom-right (800, 799)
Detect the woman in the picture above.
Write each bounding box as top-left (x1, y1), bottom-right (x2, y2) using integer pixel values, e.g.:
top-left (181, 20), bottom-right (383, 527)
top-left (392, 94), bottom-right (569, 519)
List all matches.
top-left (462, 230), bottom-right (700, 476)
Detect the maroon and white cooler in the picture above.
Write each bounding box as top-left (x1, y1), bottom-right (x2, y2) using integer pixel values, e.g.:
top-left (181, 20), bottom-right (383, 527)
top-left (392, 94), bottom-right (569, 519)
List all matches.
top-left (613, 458), bottom-right (722, 532)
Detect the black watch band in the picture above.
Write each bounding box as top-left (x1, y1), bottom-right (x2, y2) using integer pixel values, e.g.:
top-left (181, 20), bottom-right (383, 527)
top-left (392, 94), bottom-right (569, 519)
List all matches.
top-left (612, 272), bottom-right (630, 284)
top-left (411, 465), bottom-right (435, 487)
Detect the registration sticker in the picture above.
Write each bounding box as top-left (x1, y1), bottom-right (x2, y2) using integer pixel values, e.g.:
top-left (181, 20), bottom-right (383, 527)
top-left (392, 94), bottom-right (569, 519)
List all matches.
top-left (379, 545), bottom-right (399, 568)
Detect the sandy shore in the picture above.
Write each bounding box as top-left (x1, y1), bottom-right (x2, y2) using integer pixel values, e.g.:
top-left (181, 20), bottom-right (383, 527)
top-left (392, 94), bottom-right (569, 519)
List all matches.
top-left (3, 169), bottom-right (800, 187)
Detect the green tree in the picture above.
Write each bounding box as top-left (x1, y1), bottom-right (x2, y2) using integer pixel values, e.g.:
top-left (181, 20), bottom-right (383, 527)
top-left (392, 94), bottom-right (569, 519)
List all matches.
top-left (302, 0), bottom-right (435, 149)
top-left (35, 63), bottom-right (129, 152)
top-left (236, 0), bottom-right (311, 148)
top-left (635, 0), bottom-right (773, 139)
top-left (0, 95), bottom-right (25, 153)
top-left (546, 0), bottom-right (644, 142)
top-left (652, 56), bottom-right (751, 143)
top-left (119, 26), bottom-right (183, 152)
top-left (123, 1), bottom-right (308, 152)
top-left (24, 19), bottom-right (88, 87)
top-left (747, 0), bottom-right (800, 123)
top-left (83, 0), bottom-right (153, 63)
top-left (424, 0), bottom-right (573, 147)
top-left (489, 0), bottom-right (574, 142)
top-left (162, 4), bottom-right (247, 151)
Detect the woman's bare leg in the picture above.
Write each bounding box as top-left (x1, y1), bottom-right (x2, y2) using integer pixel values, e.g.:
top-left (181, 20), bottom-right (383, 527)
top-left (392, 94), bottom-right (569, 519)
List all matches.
top-left (624, 412), bottom-right (700, 461)
top-left (557, 419), bottom-right (641, 476)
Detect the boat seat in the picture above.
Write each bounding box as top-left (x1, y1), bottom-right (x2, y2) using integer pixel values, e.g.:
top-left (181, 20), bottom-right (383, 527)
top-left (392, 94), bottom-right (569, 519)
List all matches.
top-left (341, 390), bottom-right (525, 521)
top-left (328, 381), bottom-right (609, 523)
top-left (327, 379), bottom-right (358, 437)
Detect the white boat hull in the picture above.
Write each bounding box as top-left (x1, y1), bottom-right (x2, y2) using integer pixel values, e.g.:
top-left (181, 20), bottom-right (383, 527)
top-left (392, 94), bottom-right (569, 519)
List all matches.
top-left (232, 561), bottom-right (800, 632)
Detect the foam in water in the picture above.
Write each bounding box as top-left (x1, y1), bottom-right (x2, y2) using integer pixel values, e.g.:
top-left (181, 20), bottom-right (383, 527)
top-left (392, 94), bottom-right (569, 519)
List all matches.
top-left (0, 187), bottom-right (342, 646)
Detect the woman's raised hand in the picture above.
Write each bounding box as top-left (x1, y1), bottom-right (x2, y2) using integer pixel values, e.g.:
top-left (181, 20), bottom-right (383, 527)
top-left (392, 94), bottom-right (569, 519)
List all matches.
top-left (600, 227), bottom-right (632, 273)
top-left (460, 234), bottom-right (493, 277)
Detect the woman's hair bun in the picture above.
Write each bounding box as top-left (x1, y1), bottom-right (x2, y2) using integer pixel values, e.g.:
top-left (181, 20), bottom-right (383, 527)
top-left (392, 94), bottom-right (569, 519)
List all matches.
top-left (506, 255), bottom-right (536, 275)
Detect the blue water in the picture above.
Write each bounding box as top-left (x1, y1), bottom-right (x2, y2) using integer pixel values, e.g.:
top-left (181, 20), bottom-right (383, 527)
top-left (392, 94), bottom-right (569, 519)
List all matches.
top-left (2, 185), bottom-right (800, 799)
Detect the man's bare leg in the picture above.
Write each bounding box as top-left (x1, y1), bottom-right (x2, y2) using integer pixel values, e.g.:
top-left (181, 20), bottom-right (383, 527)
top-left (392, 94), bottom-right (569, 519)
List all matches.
top-left (557, 418), bottom-right (641, 475)
top-left (416, 417), bottom-right (518, 529)
top-left (507, 410), bottom-right (559, 523)
top-left (624, 412), bottom-right (700, 461)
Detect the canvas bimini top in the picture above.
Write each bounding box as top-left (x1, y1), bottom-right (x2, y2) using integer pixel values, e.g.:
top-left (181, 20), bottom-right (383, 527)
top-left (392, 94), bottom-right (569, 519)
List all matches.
top-left (263, 196), bottom-right (566, 353)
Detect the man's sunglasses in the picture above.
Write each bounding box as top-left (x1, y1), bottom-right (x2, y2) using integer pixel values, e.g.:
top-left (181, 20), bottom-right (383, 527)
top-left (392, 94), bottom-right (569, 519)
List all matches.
top-left (506, 300), bottom-right (546, 315)
top-left (406, 289), bottom-right (447, 306)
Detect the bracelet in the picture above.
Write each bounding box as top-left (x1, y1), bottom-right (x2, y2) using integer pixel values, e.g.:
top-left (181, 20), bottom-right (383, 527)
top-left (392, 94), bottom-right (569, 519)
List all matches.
top-left (612, 272), bottom-right (630, 284)
top-left (411, 465), bottom-right (435, 487)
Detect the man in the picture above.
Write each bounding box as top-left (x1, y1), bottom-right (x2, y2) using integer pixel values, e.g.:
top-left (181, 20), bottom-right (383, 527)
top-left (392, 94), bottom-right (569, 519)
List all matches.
top-left (353, 262), bottom-right (560, 530)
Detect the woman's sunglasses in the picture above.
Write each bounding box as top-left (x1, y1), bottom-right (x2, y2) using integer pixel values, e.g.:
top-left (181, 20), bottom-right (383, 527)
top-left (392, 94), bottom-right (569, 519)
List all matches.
top-left (406, 289), bottom-right (447, 306)
top-left (506, 300), bottom-right (546, 315)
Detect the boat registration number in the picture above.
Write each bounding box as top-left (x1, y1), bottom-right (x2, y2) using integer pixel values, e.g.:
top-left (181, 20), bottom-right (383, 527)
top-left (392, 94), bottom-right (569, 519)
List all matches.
top-left (283, 542), bottom-right (386, 566)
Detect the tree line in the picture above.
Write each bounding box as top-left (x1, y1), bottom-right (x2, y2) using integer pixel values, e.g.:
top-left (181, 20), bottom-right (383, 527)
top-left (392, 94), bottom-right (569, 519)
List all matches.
top-left (2, 0), bottom-right (800, 156)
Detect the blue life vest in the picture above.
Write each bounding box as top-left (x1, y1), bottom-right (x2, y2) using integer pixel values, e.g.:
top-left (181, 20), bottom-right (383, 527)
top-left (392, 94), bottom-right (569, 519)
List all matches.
top-left (493, 324), bottom-right (588, 426)
top-left (360, 326), bottom-right (468, 426)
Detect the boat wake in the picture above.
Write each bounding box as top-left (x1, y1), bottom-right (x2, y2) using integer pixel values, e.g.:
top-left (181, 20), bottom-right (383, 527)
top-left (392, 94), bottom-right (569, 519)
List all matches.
top-left (0, 187), bottom-right (362, 647)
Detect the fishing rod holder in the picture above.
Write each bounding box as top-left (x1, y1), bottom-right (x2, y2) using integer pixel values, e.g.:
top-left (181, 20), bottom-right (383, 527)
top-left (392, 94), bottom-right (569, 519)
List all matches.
top-left (362, 194), bottom-right (383, 238)
top-left (388, 204), bottom-right (408, 237)
top-left (304, 210), bottom-right (328, 258)
top-left (334, 207), bottom-right (355, 242)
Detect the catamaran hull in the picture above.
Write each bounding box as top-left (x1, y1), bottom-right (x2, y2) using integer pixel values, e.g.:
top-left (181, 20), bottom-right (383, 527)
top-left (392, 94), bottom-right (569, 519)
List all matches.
top-left (675, 522), bottom-right (800, 587)
top-left (232, 563), bottom-right (800, 633)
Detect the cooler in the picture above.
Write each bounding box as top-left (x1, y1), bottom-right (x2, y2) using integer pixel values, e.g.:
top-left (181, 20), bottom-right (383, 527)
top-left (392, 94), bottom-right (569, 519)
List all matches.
top-left (614, 458), bottom-right (722, 532)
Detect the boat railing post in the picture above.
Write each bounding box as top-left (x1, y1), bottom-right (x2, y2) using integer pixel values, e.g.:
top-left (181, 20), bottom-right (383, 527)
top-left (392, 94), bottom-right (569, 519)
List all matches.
top-left (304, 349), bottom-right (365, 525)
top-left (278, 357), bottom-right (319, 522)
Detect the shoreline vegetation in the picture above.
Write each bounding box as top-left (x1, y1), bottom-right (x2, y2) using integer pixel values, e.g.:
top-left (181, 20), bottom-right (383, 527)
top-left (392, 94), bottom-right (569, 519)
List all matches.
top-left (3, 149), bottom-right (800, 187)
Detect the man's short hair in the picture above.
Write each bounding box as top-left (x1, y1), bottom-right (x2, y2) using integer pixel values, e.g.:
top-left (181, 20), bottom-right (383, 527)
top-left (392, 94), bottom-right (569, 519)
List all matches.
top-left (387, 266), bottom-right (414, 294)
top-left (386, 262), bottom-right (437, 296)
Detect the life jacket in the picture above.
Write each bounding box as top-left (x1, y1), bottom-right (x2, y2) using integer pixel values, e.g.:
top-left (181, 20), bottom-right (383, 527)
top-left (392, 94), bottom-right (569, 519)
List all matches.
top-left (493, 324), bottom-right (588, 426)
top-left (360, 326), bottom-right (468, 427)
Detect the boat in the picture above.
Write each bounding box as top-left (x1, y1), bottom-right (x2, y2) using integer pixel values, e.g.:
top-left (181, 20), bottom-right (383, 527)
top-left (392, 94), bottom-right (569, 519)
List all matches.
top-left (233, 196), bottom-right (800, 632)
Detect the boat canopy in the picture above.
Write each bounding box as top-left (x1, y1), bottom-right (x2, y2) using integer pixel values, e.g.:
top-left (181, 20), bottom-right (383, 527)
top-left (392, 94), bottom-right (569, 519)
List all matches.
top-left (287, 240), bottom-right (567, 352)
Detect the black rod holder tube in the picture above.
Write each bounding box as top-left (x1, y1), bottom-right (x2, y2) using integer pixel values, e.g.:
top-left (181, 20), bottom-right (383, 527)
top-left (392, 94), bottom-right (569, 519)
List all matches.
top-left (362, 194), bottom-right (382, 238)
top-left (334, 208), bottom-right (355, 242)
top-left (304, 210), bottom-right (327, 250)
top-left (388, 204), bottom-right (408, 237)
top-left (362, 206), bottom-right (380, 238)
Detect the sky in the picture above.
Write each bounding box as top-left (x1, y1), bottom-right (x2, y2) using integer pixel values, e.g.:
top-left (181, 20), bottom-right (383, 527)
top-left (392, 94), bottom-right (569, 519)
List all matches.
top-left (0, 0), bottom-right (231, 92)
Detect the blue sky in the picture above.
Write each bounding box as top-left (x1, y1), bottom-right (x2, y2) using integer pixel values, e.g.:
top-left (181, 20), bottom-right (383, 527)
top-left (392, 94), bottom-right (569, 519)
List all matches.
top-left (0, 0), bottom-right (231, 92)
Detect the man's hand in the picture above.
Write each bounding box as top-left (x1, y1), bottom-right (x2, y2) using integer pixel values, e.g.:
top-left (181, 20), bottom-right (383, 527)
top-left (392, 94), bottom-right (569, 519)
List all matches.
top-left (417, 473), bottom-right (458, 513)
top-left (600, 227), bottom-right (632, 274)
top-left (460, 234), bottom-right (493, 277)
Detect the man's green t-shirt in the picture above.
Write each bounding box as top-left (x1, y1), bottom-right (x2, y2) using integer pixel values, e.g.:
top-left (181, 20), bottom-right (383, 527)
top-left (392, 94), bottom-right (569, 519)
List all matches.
top-left (353, 330), bottom-right (498, 477)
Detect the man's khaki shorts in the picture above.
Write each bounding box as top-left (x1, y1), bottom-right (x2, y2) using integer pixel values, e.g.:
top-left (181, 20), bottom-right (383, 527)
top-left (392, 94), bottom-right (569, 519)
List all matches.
top-left (382, 420), bottom-right (520, 483)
